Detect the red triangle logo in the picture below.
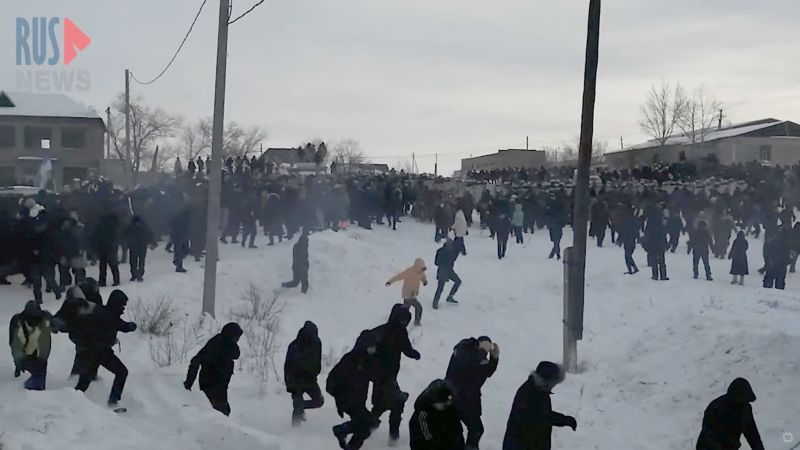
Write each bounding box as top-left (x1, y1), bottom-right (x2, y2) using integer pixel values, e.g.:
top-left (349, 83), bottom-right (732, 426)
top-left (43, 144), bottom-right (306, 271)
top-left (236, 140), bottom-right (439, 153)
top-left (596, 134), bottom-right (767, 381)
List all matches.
top-left (63, 18), bottom-right (91, 65)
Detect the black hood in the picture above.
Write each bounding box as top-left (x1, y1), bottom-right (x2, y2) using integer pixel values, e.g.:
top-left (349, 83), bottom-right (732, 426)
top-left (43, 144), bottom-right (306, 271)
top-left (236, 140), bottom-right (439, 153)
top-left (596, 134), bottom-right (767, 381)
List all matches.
top-left (297, 321), bottom-right (319, 342)
top-left (221, 322), bottom-right (244, 340)
top-left (106, 290), bottom-right (129, 315)
top-left (352, 329), bottom-right (378, 355)
top-left (414, 379), bottom-right (455, 411)
top-left (387, 304), bottom-right (411, 327)
top-left (727, 377), bottom-right (756, 403)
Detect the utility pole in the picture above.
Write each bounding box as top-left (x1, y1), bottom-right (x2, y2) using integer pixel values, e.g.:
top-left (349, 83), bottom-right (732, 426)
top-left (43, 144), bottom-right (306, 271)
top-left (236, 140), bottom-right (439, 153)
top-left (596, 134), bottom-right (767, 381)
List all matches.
top-left (105, 107), bottom-right (111, 160)
top-left (434, 153), bottom-right (438, 177)
top-left (565, 0), bottom-right (601, 374)
top-left (718, 109), bottom-right (723, 129)
top-left (620, 136), bottom-right (624, 150)
top-left (526, 136), bottom-right (529, 150)
top-left (202, 0), bottom-right (230, 317)
top-left (124, 69), bottom-right (131, 187)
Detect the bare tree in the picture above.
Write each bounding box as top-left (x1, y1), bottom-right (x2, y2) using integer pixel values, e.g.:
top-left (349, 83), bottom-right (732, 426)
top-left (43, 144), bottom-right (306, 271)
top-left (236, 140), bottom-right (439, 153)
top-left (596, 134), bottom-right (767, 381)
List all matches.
top-left (332, 139), bottom-right (365, 172)
top-left (543, 145), bottom-right (563, 165)
top-left (639, 82), bottom-right (686, 146)
top-left (678, 86), bottom-right (724, 145)
top-left (179, 117), bottom-right (213, 161)
top-left (591, 139), bottom-right (608, 165)
top-left (174, 118), bottom-right (266, 162)
top-left (108, 93), bottom-right (181, 177)
top-left (223, 122), bottom-right (267, 158)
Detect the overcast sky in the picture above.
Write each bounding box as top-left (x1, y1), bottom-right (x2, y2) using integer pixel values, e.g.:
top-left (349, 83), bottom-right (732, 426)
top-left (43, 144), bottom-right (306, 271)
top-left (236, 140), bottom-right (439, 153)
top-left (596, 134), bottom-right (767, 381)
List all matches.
top-left (3, 0), bottom-right (799, 174)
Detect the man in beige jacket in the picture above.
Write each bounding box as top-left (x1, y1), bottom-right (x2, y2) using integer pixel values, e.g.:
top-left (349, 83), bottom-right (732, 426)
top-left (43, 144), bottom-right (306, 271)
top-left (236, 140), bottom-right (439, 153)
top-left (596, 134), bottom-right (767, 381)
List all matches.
top-left (386, 258), bottom-right (427, 326)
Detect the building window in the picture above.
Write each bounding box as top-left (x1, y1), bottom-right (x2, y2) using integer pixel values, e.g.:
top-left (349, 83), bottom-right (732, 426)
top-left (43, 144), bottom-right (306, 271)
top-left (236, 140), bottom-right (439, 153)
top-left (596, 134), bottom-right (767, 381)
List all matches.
top-left (24, 126), bottom-right (53, 149)
top-left (0, 125), bottom-right (15, 147)
top-left (760, 145), bottom-right (772, 161)
top-left (61, 128), bottom-right (87, 149)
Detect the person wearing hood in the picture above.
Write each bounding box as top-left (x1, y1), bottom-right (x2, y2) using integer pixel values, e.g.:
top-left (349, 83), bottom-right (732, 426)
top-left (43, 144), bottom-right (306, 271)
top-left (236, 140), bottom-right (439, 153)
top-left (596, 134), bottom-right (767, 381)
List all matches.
top-left (369, 304), bottom-right (421, 444)
top-left (184, 322), bottom-right (243, 416)
top-left (728, 230), bottom-right (749, 285)
top-left (512, 203), bottom-right (525, 244)
top-left (9, 301), bottom-right (52, 390)
top-left (452, 209), bottom-right (469, 256)
top-left (409, 379), bottom-right (464, 450)
top-left (386, 258), bottom-right (428, 326)
top-left (123, 215), bottom-right (157, 282)
top-left (74, 289), bottom-right (137, 406)
top-left (445, 336), bottom-right (499, 450)
top-left (696, 377), bottom-right (764, 450)
top-left (284, 321), bottom-right (324, 426)
top-left (328, 330), bottom-right (379, 450)
top-left (503, 362), bottom-right (576, 450)
top-left (282, 232), bottom-right (310, 294)
top-left (433, 239), bottom-right (461, 309)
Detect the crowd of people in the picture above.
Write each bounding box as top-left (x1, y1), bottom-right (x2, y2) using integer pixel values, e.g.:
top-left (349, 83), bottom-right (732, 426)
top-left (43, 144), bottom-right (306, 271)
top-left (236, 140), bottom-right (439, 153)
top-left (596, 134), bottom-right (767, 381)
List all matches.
top-left (4, 156), bottom-right (787, 449)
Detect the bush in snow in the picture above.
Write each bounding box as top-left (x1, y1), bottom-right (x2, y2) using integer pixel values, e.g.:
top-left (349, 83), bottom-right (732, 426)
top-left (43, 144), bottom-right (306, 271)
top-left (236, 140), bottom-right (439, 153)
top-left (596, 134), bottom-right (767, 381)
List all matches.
top-left (230, 284), bottom-right (284, 388)
top-left (148, 317), bottom-right (205, 368)
top-left (131, 296), bottom-right (176, 336)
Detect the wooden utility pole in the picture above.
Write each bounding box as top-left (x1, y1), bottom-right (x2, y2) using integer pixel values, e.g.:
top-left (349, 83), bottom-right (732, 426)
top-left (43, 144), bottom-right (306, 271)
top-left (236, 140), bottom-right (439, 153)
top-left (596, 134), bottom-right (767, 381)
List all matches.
top-left (202, 0), bottom-right (230, 317)
top-left (434, 153), bottom-right (438, 176)
top-left (565, 0), bottom-right (601, 374)
top-left (105, 107), bottom-right (111, 160)
top-left (124, 69), bottom-right (131, 186)
top-left (620, 136), bottom-right (624, 150)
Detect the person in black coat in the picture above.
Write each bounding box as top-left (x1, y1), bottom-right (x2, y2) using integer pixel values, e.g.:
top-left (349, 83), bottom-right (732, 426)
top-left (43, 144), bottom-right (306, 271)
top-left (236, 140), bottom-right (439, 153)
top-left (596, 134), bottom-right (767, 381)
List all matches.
top-left (445, 336), bottom-right (499, 450)
top-left (666, 208), bottom-right (684, 253)
top-left (328, 330), bottom-right (378, 450)
top-left (496, 212), bottom-right (511, 260)
top-left (123, 216), bottom-right (156, 282)
top-left (170, 207), bottom-right (191, 273)
top-left (432, 239), bottom-right (461, 309)
top-left (92, 212), bottom-right (120, 287)
top-left (590, 201), bottom-right (610, 247)
top-left (763, 228), bottom-right (790, 290)
top-left (282, 232), bottom-right (310, 293)
top-left (73, 289), bottom-right (137, 406)
top-left (369, 304), bottom-right (421, 444)
top-left (691, 221), bottom-right (714, 281)
top-left (644, 209), bottom-right (669, 281)
top-left (184, 322), bottom-right (243, 416)
top-left (503, 361), bottom-right (576, 450)
top-left (409, 379), bottom-right (464, 450)
top-left (284, 321), bottom-right (324, 426)
top-left (696, 377), bottom-right (764, 450)
top-left (546, 196), bottom-right (565, 260)
top-left (728, 230), bottom-right (749, 285)
top-left (619, 206), bottom-right (640, 275)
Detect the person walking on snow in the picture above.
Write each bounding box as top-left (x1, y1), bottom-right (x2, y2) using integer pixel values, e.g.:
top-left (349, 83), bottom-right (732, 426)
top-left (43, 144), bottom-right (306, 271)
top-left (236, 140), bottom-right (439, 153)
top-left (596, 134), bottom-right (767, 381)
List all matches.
top-left (284, 321), bottom-right (324, 426)
top-left (696, 377), bottom-right (764, 450)
top-left (453, 209), bottom-right (468, 256)
top-left (503, 361), bottom-right (577, 450)
top-left (512, 203), bottom-right (525, 244)
top-left (691, 220), bottom-right (714, 281)
top-left (282, 232), bottom-right (310, 293)
top-left (496, 211), bottom-right (512, 259)
top-left (433, 239), bottom-right (461, 309)
top-left (9, 301), bottom-right (52, 390)
top-left (184, 322), bottom-right (243, 416)
top-left (386, 258), bottom-right (428, 326)
top-left (728, 230), bottom-right (749, 285)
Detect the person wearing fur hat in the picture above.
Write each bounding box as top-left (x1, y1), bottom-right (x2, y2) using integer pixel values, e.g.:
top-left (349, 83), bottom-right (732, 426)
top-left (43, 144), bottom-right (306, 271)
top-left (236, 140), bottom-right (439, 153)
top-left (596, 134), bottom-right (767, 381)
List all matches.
top-left (409, 379), bottom-right (464, 450)
top-left (184, 322), bottom-right (243, 416)
top-left (503, 361), bottom-right (576, 450)
top-left (445, 336), bottom-right (499, 450)
top-left (696, 377), bottom-right (764, 450)
top-left (9, 301), bottom-right (52, 390)
top-left (284, 321), bottom-right (324, 426)
top-left (386, 258), bottom-right (428, 326)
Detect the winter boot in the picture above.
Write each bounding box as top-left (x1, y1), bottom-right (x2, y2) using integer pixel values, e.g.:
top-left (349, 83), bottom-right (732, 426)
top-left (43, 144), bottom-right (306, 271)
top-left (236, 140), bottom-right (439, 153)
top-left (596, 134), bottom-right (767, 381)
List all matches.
top-left (738, 276), bottom-right (744, 286)
top-left (332, 425), bottom-right (348, 450)
top-left (446, 296), bottom-right (458, 304)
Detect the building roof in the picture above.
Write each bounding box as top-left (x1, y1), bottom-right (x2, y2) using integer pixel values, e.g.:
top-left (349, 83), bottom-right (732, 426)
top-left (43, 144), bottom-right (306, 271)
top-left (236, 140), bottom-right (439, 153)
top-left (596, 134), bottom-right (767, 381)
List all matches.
top-left (462, 148), bottom-right (544, 162)
top-left (621, 119), bottom-right (789, 152)
top-left (262, 148), bottom-right (301, 164)
top-left (0, 91), bottom-right (101, 120)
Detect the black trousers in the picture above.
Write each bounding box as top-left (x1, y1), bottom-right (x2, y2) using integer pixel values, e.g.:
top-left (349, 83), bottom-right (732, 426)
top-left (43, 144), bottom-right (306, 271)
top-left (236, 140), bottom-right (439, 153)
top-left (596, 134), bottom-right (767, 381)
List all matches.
top-left (371, 378), bottom-right (409, 436)
top-left (513, 226), bottom-right (523, 244)
top-left (129, 245), bottom-right (147, 280)
top-left (763, 263), bottom-right (787, 290)
top-left (433, 271), bottom-right (461, 307)
top-left (291, 383), bottom-right (325, 417)
top-left (75, 348), bottom-right (128, 403)
top-left (203, 387), bottom-right (231, 416)
top-left (497, 235), bottom-right (509, 259)
top-left (173, 239), bottom-right (189, 269)
top-left (335, 404), bottom-right (372, 450)
top-left (454, 396), bottom-right (484, 449)
top-left (624, 242), bottom-right (638, 273)
top-left (98, 247), bottom-right (120, 285)
top-left (31, 263), bottom-right (59, 303)
top-left (668, 232), bottom-right (680, 252)
top-left (283, 267), bottom-right (309, 293)
top-left (649, 251), bottom-right (667, 280)
top-left (693, 252), bottom-right (711, 279)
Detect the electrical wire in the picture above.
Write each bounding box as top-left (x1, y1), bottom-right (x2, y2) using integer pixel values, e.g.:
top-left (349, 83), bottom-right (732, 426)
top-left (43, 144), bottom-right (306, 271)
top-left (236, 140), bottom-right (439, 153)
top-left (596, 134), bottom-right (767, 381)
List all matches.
top-left (130, 0), bottom-right (208, 85)
top-left (228, 0), bottom-right (265, 25)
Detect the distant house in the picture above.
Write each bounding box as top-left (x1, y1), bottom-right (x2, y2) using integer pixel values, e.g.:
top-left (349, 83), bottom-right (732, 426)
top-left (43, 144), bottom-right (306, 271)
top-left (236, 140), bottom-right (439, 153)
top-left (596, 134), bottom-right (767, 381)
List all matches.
top-left (461, 149), bottom-right (546, 172)
top-left (0, 91), bottom-right (105, 188)
top-left (606, 118), bottom-right (800, 169)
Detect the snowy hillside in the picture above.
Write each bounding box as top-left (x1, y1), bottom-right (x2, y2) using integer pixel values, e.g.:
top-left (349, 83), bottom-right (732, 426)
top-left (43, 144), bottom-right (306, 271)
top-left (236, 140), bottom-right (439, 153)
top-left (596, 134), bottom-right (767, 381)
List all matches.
top-left (0, 221), bottom-right (797, 450)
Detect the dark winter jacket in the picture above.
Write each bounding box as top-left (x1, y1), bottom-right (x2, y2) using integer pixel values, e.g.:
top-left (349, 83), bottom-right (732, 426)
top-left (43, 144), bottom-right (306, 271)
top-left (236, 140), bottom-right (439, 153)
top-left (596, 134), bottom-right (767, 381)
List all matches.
top-left (185, 323), bottom-right (243, 392)
top-left (369, 304), bottom-right (420, 381)
top-left (696, 378), bottom-right (764, 450)
top-left (284, 321), bottom-right (321, 393)
top-left (409, 380), bottom-right (464, 450)
top-left (81, 290), bottom-right (136, 351)
top-left (435, 242), bottom-right (459, 280)
top-left (692, 226), bottom-right (714, 256)
top-left (496, 213), bottom-right (512, 239)
top-left (292, 234), bottom-right (309, 272)
top-left (618, 215), bottom-right (639, 246)
top-left (445, 338), bottom-right (498, 416)
top-left (124, 216), bottom-right (155, 249)
top-left (644, 214), bottom-right (668, 253)
top-left (503, 373), bottom-right (574, 450)
top-left (728, 235), bottom-right (749, 276)
top-left (326, 330), bottom-right (377, 416)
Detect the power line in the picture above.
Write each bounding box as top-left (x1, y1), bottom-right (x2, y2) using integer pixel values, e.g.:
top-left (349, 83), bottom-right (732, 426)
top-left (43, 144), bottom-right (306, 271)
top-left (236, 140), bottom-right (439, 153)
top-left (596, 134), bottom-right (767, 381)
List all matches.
top-left (228, 0), bottom-right (266, 25)
top-left (130, 0), bottom-right (208, 85)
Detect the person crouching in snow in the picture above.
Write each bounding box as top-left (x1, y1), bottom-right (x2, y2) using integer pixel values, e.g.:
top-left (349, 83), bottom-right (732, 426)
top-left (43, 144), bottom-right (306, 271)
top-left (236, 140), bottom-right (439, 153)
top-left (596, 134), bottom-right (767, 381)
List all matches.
top-left (696, 377), bottom-right (764, 450)
top-left (9, 301), bottom-right (52, 390)
top-left (503, 361), bottom-right (577, 450)
top-left (184, 322), bottom-right (243, 416)
top-left (285, 321), bottom-right (324, 426)
top-left (409, 379), bottom-right (464, 450)
top-left (282, 232), bottom-right (310, 293)
top-left (386, 258), bottom-right (428, 326)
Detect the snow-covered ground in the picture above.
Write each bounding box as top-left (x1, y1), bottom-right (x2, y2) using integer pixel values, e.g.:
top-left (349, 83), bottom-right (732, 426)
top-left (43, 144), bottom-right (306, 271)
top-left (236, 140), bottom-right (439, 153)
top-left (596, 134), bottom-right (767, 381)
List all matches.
top-left (0, 220), bottom-right (797, 450)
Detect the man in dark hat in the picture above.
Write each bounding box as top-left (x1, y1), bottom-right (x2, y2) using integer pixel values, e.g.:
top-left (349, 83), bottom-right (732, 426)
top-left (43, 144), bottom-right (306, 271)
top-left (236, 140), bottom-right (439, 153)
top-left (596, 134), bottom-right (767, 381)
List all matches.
top-left (696, 378), bottom-right (764, 450)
